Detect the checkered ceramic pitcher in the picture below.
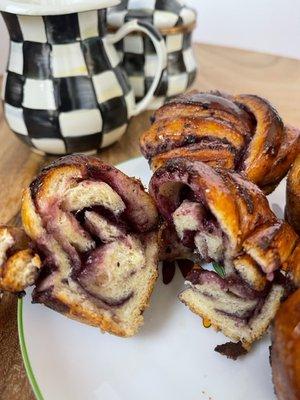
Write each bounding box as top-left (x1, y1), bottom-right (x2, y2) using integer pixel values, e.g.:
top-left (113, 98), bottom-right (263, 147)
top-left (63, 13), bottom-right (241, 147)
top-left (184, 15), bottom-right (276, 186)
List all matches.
top-left (0, 0), bottom-right (167, 155)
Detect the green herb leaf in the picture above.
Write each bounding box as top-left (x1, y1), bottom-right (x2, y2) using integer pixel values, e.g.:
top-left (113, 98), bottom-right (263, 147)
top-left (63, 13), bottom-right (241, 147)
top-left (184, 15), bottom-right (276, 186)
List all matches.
top-left (212, 262), bottom-right (226, 278)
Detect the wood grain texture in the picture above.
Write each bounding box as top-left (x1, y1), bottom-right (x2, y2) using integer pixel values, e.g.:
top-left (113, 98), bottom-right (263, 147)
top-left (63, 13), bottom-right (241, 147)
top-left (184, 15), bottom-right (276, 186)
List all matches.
top-left (0, 43), bottom-right (299, 399)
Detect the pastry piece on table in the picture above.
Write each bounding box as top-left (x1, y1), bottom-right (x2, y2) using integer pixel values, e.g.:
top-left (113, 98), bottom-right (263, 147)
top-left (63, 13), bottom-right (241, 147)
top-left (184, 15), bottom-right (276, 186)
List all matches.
top-left (150, 158), bottom-right (300, 352)
top-left (21, 155), bottom-right (159, 337)
top-left (0, 226), bottom-right (41, 294)
top-left (286, 156), bottom-right (300, 234)
top-left (141, 91), bottom-right (300, 193)
top-left (271, 289), bottom-right (300, 400)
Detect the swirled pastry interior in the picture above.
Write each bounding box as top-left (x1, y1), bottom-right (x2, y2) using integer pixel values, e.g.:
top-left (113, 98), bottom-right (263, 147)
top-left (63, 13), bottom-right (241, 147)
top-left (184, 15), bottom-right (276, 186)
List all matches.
top-left (21, 155), bottom-right (159, 337)
top-left (150, 158), bottom-right (300, 349)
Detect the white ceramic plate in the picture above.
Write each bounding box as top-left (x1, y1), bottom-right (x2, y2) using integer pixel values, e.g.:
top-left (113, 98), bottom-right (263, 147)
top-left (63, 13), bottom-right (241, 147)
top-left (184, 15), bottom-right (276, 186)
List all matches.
top-left (18, 157), bottom-right (286, 400)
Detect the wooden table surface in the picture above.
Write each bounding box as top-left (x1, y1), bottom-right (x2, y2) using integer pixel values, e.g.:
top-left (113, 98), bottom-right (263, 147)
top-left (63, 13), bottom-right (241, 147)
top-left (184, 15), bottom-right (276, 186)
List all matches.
top-left (0, 43), bottom-right (300, 399)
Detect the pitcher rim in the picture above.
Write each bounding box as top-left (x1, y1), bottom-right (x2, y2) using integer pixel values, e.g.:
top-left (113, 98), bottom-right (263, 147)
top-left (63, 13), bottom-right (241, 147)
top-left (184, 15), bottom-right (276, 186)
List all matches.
top-left (0, 0), bottom-right (120, 16)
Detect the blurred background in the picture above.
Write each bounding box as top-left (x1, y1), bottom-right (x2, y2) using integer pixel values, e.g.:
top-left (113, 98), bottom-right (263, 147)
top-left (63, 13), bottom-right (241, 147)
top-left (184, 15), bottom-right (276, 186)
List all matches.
top-left (0, 0), bottom-right (300, 73)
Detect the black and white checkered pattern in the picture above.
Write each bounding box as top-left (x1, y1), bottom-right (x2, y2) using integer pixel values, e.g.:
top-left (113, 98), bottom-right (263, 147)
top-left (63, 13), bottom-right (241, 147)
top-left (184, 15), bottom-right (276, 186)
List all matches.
top-left (108, 0), bottom-right (197, 30)
top-left (1, 10), bottom-right (134, 155)
top-left (108, 0), bottom-right (197, 109)
top-left (115, 30), bottom-right (197, 109)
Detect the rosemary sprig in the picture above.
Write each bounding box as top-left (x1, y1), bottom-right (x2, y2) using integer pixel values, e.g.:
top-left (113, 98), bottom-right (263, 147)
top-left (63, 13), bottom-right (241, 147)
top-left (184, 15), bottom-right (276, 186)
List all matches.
top-left (212, 262), bottom-right (226, 278)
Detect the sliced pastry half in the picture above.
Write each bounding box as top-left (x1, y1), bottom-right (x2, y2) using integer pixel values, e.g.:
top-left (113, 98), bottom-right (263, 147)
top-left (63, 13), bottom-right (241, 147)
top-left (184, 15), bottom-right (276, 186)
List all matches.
top-left (150, 158), bottom-right (300, 351)
top-left (20, 155), bottom-right (159, 337)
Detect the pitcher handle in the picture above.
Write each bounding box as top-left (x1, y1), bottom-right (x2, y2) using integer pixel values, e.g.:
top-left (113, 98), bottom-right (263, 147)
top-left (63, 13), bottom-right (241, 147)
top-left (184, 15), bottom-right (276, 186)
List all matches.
top-left (107, 19), bottom-right (167, 116)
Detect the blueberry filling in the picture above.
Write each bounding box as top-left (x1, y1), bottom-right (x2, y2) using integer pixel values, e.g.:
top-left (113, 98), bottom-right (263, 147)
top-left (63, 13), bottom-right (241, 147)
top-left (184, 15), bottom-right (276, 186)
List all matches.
top-left (186, 269), bottom-right (274, 325)
top-left (31, 184), bottom-right (146, 309)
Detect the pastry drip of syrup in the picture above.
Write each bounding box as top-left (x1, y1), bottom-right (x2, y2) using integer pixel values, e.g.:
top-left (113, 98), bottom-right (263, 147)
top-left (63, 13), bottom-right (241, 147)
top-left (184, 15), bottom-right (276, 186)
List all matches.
top-left (162, 259), bottom-right (194, 285)
top-left (202, 318), bottom-right (212, 328)
top-left (162, 261), bottom-right (176, 285)
top-left (177, 259), bottom-right (194, 278)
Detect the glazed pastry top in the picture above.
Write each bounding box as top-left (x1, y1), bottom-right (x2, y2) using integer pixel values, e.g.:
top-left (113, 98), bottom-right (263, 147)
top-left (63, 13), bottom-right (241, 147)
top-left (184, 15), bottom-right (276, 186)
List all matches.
top-left (141, 91), bottom-right (300, 193)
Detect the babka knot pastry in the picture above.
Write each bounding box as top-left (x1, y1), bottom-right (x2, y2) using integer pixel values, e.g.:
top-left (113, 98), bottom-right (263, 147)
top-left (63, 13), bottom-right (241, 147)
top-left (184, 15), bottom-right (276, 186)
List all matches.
top-left (141, 91), bottom-right (300, 193)
top-left (0, 226), bottom-right (41, 293)
top-left (149, 158), bottom-right (300, 350)
top-left (21, 155), bottom-right (159, 337)
top-left (286, 156), bottom-right (300, 234)
top-left (271, 289), bottom-right (300, 400)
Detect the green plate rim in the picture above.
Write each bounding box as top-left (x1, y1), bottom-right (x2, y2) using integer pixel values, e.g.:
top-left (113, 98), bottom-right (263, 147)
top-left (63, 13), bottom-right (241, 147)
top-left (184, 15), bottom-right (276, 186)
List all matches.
top-left (17, 298), bottom-right (44, 400)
